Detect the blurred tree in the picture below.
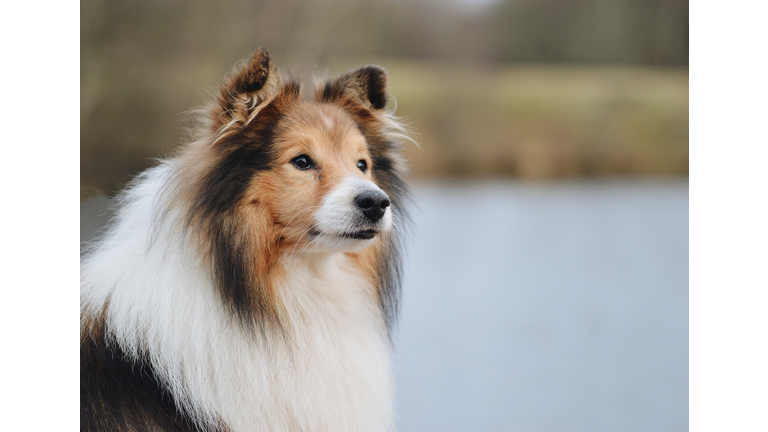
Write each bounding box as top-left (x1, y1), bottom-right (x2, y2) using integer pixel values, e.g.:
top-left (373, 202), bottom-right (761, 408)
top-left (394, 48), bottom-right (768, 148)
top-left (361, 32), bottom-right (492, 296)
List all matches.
top-left (487, 0), bottom-right (688, 65)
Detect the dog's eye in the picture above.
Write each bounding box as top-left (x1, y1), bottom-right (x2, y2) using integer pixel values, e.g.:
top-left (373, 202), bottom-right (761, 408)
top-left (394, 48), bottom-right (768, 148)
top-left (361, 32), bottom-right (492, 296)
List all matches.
top-left (357, 160), bottom-right (368, 173)
top-left (291, 155), bottom-right (314, 170)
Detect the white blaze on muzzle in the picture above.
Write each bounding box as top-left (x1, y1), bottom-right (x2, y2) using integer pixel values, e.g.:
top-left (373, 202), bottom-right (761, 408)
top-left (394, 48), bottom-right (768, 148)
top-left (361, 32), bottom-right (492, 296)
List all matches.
top-left (313, 176), bottom-right (392, 252)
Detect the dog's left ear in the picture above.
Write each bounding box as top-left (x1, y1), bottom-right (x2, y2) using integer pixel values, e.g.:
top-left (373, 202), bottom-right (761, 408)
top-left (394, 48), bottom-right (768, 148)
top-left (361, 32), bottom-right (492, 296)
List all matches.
top-left (210, 48), bottom-right (284, 139)
top-left (317, 66), bottom-right (388, 111)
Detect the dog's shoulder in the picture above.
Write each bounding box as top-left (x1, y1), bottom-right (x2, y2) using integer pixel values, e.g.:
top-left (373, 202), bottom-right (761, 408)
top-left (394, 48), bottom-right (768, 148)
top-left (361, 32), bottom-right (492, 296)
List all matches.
top-left (80, 332), bottom-right (212, 432)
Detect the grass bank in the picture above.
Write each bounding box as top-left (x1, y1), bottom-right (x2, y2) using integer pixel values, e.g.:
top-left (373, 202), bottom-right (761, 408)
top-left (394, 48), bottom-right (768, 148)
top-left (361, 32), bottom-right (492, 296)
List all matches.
top-left (376, 59), bottom-right (688, 180)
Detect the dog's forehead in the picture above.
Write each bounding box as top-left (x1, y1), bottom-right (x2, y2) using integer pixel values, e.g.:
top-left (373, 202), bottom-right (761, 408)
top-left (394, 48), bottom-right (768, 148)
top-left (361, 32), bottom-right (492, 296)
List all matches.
top-left (277, 102), bottom-right (367, 153)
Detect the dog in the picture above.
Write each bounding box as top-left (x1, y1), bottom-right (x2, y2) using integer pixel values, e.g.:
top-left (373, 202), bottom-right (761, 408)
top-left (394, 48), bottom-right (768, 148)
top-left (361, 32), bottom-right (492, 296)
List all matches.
top-left (80, 48), bottom-right (411, 432)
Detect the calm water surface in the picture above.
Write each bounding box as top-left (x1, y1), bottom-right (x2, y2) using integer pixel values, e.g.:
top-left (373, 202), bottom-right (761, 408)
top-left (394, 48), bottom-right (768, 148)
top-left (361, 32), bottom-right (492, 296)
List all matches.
top-left (393, 180), bottom-right (688, 432)
top-left (81, 179), bottom-right (689, 432)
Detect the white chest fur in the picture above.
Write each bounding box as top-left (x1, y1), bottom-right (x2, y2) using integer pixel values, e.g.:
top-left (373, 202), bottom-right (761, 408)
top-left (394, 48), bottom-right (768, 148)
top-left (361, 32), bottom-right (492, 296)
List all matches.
top-left (231, 253), bottom-right (394, 432)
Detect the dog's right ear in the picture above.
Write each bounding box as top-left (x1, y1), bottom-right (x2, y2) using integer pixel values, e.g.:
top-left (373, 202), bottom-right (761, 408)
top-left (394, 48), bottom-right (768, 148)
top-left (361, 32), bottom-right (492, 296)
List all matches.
top-left (210, 48), bottom-right (283, 139)
top-left (317, 65), bottom-right (389, 111)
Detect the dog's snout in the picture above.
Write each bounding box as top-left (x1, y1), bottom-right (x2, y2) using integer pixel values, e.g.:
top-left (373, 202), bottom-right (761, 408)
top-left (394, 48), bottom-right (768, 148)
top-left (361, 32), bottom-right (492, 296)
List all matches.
top-left (355, 191), bottom-right (390, 222)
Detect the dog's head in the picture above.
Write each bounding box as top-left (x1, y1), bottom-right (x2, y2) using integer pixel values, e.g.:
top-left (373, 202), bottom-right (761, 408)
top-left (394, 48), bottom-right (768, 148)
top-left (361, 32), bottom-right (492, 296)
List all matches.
top-left (245, 86), bottom-right (394, 254)
top-left (177, 49), bottom-right (410, 328)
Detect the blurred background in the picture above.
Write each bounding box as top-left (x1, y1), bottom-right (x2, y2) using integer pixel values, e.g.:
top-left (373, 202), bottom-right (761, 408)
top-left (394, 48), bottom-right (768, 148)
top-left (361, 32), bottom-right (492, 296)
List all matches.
top-left (81, 0), bottom-right (688, 431)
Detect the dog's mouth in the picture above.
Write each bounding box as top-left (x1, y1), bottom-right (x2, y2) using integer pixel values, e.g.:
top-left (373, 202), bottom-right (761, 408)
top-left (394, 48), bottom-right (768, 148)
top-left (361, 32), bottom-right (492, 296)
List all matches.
top-left (341, 229), bottom-right (379, 240)
top-left (308, 229), bottom-right (379, 240)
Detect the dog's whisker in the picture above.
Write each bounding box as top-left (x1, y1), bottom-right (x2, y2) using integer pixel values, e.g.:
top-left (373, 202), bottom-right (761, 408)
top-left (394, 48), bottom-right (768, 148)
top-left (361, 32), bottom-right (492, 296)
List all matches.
top-left (277, 207), bottom-right (321, 245)
top-left (290, 223), bottom-right (319, 257)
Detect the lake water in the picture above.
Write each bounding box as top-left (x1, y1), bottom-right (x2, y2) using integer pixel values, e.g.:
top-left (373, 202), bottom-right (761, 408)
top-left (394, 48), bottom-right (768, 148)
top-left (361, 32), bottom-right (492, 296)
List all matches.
top-left (81, 179), bottom-right (689, 432)
top-left (393, 180), bottom-right (688, 432)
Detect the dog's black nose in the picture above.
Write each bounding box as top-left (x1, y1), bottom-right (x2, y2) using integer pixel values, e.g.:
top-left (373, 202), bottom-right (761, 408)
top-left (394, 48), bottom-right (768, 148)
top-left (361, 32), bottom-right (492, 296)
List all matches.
top-left (355, 190), bottom-right (390, 222)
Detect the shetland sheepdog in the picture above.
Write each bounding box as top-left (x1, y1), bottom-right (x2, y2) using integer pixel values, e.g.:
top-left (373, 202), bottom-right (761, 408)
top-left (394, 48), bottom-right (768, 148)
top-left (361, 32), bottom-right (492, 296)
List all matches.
top-left (80, 48), bottom-right (411, 432)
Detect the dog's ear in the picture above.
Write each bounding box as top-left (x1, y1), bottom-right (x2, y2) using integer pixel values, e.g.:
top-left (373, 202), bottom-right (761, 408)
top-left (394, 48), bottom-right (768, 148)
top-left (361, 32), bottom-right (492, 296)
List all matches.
top-left (317, 65), bottom-right (388, 111)
top-left (211, 48), bottom-right (284, 137)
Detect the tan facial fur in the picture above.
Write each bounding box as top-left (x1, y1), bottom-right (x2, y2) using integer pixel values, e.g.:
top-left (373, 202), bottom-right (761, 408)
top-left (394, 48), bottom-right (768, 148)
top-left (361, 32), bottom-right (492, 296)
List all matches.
top-left (243, 102), bottom-right (379, 255)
